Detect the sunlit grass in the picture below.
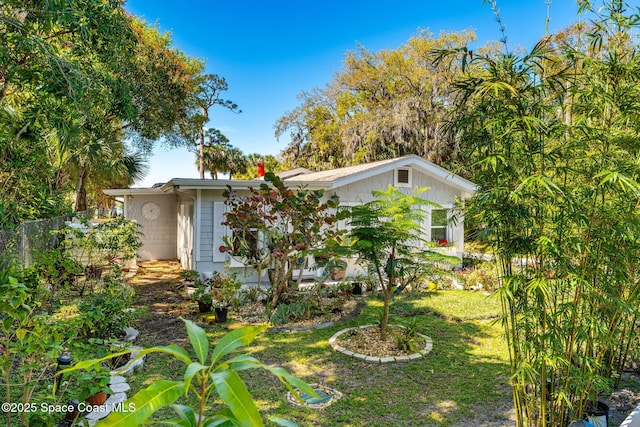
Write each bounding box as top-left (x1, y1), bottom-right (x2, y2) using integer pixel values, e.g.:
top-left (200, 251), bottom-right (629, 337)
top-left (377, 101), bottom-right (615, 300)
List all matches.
top-left (123, 290), bottom-right (512, 426)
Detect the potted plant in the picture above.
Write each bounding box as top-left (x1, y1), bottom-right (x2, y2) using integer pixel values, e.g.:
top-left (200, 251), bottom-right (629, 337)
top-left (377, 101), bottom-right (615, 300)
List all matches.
top-left (77, 366), bottom-right (112, 405)
top-left (212, 301), bottom-right (228, 323)
top-left (208, 272), bottom-right (241, 322)
top-left (351, 281), bottom-right (363, 295)
top-left (179, 269), bottom-right (200, 287)
top-left (192, 285), bottom-right (213, 313)
top-left (327, 257), bottom-right (348, 281)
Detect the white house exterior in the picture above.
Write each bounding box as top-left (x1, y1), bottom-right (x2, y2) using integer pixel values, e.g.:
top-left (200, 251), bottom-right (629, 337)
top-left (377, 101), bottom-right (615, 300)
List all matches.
top-left (103, 155), bottom-right (476, 281)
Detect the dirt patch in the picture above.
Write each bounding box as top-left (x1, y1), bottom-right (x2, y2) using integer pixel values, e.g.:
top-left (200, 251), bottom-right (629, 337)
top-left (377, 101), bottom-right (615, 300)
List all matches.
top-left (128, 260), bottom-right (194, 347)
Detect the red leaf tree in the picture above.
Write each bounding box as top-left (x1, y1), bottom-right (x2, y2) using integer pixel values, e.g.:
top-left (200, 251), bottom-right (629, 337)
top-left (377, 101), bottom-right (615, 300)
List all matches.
top-left (222, 172), bottom-right (342, 306)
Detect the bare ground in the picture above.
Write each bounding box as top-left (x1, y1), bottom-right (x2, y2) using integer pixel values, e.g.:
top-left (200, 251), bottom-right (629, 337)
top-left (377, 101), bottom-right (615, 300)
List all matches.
top-left (128, 260), bottom-right (193, 347)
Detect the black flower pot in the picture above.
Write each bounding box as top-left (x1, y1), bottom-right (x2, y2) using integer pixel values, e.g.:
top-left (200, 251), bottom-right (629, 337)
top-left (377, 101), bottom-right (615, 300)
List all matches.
top-left (197, 301), bottom-right (212, 313)
top-left (215, 307), bottom-right (228, 323)
top-left (352, 282), bottom-right (363, 295)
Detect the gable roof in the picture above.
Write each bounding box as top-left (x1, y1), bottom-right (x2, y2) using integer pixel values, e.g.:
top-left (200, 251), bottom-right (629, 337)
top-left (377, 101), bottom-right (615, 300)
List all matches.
top-left (285, 155), bottom-right (476, 196)
top-left (105, 155), bottom-right (476, 197)
top-left (274, 167), bottom-right (313, 180)
top-left (285, 157), bottom-right (401, 183)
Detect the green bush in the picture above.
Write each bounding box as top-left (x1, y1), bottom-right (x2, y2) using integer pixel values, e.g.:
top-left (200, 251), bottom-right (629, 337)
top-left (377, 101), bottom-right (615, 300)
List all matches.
top-left (269, 302), bottom-right (308, 325)
top-left (59, 320), bottom-right (315, 426)
top-left (463, 262), bottom-right (498, 291)
top-left (77, 277), bottom-right (135, 339)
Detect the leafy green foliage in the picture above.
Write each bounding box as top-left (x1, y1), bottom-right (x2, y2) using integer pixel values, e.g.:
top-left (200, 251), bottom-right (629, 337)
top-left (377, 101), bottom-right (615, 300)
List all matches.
top-left (60, 320), bottom-right (314, 427)
top-left (77, 277), bottom-right (135, 339)
top-left (276, 30), bottom-right (493, 171)
top-left (64, 216), bottom-right (143, 266)
top-left (0, 2), bottom-right (206, 224)
top-left (165, 74), bottom-right (241, 179)
top-left (269, 302), bottom-right (309, 325)
top-left (0, 266), bottom-right (74, 427)
top-left (336, 185), bottom-right (457, 338)
top-left (449, 2), bottom-right (640, 424)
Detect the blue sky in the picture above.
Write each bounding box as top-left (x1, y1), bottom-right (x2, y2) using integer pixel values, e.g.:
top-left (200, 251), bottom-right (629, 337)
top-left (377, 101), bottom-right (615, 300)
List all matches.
top-left (125, 0), bottom-right (588, 187)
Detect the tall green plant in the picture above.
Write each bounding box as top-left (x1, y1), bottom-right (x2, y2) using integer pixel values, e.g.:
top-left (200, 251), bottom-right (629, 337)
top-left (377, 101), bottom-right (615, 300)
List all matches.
top-left (337, 185), bottom-right (457, 338)
top-left (446, 1), bottom-right (640, 424)
top-left (63, 216), bottom-right (142, 268)
top-left (0, 267), bottom-right (68, 427)
top-left (60, 319), bottom-right (315, 426)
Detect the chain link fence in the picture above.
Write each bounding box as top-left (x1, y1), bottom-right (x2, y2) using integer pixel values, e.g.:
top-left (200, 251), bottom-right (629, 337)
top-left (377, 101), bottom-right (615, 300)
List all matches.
top-left (0, 211), bottom-right (93, 268)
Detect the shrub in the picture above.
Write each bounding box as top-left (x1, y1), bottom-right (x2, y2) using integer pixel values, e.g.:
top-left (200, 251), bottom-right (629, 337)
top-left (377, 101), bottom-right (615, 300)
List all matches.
top-left (59, 320), bottom-right (316, 426)
top-left (77, 277), bottom-right (135, 339)
top-left (269, 302), bottom-right (308, 325)
top-left (463, 262), bottom-right (499, 291)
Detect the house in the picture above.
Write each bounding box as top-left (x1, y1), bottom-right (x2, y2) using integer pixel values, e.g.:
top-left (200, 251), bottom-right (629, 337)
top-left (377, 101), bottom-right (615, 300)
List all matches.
top-left (103, 155), bottom-right (476, 281)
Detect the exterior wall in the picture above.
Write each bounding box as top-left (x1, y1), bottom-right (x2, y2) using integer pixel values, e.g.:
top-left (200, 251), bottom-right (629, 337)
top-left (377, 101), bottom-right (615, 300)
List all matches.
top-left (189, 167), bottom-right (466, 282)
top-left (125, 194), bottom-right (177, 260)
top-left (192, 189), bottom-right (257, 279)
top-left (330, 168), bottom-right (465, 260)
top-left (193, 189), bottom-right (315, 284)
top-left (330, 170), bottom-right (459, 205)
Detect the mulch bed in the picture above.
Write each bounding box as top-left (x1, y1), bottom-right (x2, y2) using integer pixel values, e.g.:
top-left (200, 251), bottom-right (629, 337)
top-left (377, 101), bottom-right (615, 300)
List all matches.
top-left (335, 325), bottom-right (425, 358)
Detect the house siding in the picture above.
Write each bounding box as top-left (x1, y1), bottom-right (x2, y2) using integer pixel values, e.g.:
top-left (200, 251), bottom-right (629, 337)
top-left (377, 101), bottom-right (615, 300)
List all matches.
top-left (330, 169), bottom-right (465, 258)
top-left (331, 170), bottom-right (459, 205)
top-left (126, 194), bottom-right (177, 260)
top-left (192, 189), bottom-right (260, 282)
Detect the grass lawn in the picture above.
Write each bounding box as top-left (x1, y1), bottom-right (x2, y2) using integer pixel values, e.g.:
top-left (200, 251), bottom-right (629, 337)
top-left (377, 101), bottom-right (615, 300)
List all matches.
top-left (128, 290), bottom-right (514, 426)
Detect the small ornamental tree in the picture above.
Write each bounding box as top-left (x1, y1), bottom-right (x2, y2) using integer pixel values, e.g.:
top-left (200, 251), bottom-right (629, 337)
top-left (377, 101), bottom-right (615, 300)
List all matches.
top-left (222, 172), bottom-right (342, 306)
top-left (338, 185), bottom-right (459, 338)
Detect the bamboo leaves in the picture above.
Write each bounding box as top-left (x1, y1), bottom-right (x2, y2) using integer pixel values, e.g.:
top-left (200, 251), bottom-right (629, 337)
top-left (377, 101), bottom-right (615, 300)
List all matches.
top-left (451, 2), bottom-right (640, 425)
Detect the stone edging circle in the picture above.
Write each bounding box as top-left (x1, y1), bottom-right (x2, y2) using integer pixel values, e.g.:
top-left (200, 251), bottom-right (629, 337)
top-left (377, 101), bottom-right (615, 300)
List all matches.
top-left (328, 324), bottom-right (433, 363)
top-left (286, 383), bottom-right (343, 410)
top-left (267, 297), bottom-right (367, 333)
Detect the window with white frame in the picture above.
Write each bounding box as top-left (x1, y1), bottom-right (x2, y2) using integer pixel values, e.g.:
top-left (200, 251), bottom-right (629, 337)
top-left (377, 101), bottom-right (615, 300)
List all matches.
top-left (394, 168), bottom-right (412, 187)
top-left (227, 228), bottom-right (262, 267)
top-left (430, 209), bottom-right (448, 243)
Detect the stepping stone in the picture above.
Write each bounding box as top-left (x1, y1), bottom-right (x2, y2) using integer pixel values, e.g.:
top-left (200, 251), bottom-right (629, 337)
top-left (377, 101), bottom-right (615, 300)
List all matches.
top-left (123, 327), bottom-right (139, 342)
top-left (287, 384), bottom-right (343, 410)
top-left (299, 389), bottom-right (333, 405)
top-left (86, 407), bottom-right (110, 421)
top-left (109, 381), bottom-right (131, 394)
top-left (109, 376), bottom-right (127, 385)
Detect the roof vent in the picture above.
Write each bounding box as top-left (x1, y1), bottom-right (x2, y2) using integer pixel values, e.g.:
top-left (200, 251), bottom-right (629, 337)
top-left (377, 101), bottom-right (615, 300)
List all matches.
top-left (394, 168), bottom-right (412, 187)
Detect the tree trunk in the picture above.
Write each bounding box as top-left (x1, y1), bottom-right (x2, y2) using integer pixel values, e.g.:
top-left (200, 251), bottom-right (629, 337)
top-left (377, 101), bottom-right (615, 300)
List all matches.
top-left (270, 259), bottom-right (294, 307)
top-left (74, 167), bottom-right (88, 212)
top-left (381, 287), bottom-right (391, 340)
top-left (380, 246), bottom-right (397, 340)
top-left (198, 107), bottom-right (208, 179)
top-left (198, 127), bottom-right (205, 179)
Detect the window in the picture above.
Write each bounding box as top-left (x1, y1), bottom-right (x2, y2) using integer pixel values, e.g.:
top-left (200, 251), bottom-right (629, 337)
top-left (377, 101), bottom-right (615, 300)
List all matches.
top-left (430, 209), bottom-right (448, 243)
top-left (228, 228), bottom-right (261, 266)
top-left (394, 168), bottom-right (412, 187)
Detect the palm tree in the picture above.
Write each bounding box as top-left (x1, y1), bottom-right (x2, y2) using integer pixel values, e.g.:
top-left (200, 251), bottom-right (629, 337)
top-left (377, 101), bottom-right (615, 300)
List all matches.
top-left (201, 130), bottom-right (231, 179)
top-left (226, 147), bottom-right (248, 180)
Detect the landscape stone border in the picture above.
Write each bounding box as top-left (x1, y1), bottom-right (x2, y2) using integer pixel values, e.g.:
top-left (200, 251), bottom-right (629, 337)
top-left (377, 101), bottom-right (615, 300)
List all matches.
top-left (86, 328), bottom-right (144, 426)
top-left (328, 324), bottom-right (433, 363)
top-left (287, 383), bottom-right (343, 410)
top-left (268, 297), bottom-right (366, 333)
